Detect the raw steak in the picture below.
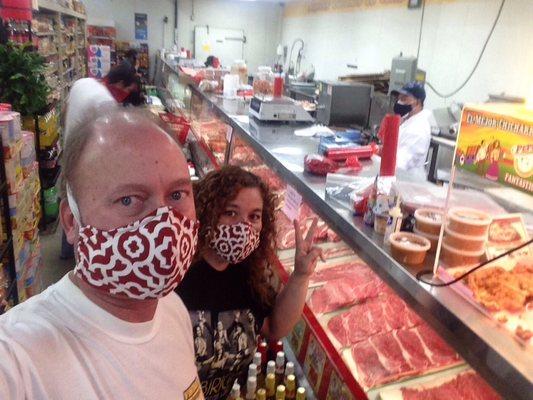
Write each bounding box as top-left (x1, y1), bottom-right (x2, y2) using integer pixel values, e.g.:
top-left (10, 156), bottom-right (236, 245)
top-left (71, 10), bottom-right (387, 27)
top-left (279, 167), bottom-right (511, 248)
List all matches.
top-left (394, 329), bottom-right (432, 370)
top-left (276, 212), bottom-right (315, 249)
top-left (328, 297), bottom-right (387, 346)
top-left (415, 324), bottom-right (460, 366)
top-left (401, 371), bottom-right (501, 400)
top-left (308, 276), bottom-right (385, 314)
top-left (310, 261), bottom-right (375, 285)
top-left (351, 339), bottom-right (391, 388)
top-left (351, 327), bottom-right (461, 389)
top-left (328, 291), bottom-right (425, 347)
top-left (319, 244), bottom-right (354, 260)
top-left (369, 332), bottom-right (412, 377)
top-left (275, 211), bottom-right (295, 249)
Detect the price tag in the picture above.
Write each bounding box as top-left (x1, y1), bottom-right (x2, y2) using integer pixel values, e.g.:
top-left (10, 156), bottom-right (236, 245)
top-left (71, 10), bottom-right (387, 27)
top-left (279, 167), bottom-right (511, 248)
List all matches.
top-left (282, 184), bottom-right (302, 222)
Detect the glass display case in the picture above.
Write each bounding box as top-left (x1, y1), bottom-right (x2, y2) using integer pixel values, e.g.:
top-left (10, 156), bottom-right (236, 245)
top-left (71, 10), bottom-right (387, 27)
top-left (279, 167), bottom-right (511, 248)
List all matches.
top-left (158, 58), bottom-right (532, 400)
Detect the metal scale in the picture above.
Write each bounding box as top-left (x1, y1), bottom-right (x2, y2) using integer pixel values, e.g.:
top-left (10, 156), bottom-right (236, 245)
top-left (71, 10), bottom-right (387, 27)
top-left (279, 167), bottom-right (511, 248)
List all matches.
top-left (249, 96), bottom-right (314, 123)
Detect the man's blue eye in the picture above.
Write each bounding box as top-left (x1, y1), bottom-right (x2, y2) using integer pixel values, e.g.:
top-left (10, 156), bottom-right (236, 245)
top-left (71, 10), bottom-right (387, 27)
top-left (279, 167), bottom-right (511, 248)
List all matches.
top-left (171, 191), bottom-right (182, 201)
top-left (121, 197), bottom-right (132, 206)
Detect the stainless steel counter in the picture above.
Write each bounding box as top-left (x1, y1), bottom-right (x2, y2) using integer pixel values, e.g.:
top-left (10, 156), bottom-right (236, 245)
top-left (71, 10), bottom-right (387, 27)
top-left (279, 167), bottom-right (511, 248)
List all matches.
top-left (186, 86), bottom-right (532, 399)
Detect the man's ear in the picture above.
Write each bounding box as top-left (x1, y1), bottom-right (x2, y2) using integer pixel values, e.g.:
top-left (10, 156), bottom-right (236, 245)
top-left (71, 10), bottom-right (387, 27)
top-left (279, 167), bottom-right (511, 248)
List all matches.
top-left (60, 198), bottom-right (78, 245)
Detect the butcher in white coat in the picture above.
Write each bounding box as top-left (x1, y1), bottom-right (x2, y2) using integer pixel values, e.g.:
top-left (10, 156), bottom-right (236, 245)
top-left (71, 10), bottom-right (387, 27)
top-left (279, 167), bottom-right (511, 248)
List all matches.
top-left (391, 82), bottom-right (433, 179)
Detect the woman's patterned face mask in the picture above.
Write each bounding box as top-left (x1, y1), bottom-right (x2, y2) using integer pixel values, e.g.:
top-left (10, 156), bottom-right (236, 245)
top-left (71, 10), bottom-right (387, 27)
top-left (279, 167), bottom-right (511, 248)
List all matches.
top-left (73, 205), bottom-right (199, 299)
top-left (208, 222), bottom-right (260, 264)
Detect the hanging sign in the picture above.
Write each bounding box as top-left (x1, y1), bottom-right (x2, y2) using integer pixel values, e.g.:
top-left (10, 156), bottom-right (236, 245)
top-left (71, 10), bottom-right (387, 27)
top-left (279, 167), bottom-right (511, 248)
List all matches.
top-left (455, 104), bottom-right (533, 194)
top-left (135, 13), bottom-right (147, 40)
top-left (87, 45), bottom-right (111, 78)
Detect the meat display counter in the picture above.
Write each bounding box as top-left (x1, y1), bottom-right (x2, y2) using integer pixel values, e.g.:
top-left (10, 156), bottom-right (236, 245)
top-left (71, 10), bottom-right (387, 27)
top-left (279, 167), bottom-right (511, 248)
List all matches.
top-left (158, 60), bottom-right (532, 400)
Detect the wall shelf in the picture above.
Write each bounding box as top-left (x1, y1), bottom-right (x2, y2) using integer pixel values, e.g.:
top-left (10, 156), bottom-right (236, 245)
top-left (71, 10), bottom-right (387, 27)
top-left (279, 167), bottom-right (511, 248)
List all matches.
top-left (37, 0), bottom-right (87, 20)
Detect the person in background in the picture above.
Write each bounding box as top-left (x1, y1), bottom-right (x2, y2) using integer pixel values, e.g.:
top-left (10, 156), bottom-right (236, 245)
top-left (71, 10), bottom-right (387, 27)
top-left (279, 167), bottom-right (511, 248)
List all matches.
top-left (63, 63), bottom-right (138, 142)
top-left (122, 48), bottom-right (138, 71)
top-left (391, 82), bottom-right (433, 177)
top-left (204, 55), bottom-right (220, 68)
top-left (0, 108), bottom-right (203, 400)
top-left (177, 166), bottom-right (324, 400)
top-left (60, 63), bottom-right (141, 259)
top-left (123, 75), bottom-right (146, 106)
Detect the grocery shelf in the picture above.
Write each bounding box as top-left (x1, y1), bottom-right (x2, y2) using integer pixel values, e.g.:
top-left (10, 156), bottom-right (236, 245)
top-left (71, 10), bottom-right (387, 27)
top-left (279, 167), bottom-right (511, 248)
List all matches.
top-left (0, 238), bottom-right (13, 261)
top-left (186, 84), bottom-right (532, 400)
top-left (37, 0), bottom-right (87, 20)
top-left (40, 51), bottom-right (58, 57)
top-left (34, 31), bottom-right (56, 37)
top-left (87, 35), bottom-right (114, 40)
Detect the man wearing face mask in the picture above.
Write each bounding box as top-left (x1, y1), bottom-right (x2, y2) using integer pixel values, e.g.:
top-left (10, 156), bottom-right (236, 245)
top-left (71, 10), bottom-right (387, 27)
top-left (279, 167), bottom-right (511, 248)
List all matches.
top-left (0, 108), bottom-right (204, 400)
top-left (60, 64), bottom-right (143, 260)
top-left (391, 82), bottom-right (433, 176)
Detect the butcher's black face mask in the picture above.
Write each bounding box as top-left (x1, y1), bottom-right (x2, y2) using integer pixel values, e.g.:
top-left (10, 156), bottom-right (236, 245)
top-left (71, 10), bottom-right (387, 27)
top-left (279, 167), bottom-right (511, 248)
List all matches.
top-left (394, 101), bottom-right (412, 117)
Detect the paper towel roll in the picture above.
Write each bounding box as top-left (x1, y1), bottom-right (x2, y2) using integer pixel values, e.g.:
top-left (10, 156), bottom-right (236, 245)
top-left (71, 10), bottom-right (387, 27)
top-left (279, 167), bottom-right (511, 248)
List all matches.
top-left (223, 74), bottom-right (240, 98)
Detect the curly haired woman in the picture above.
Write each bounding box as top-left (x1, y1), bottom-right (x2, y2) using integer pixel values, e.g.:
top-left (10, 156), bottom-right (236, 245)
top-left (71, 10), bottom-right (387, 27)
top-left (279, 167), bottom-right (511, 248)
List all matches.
top-left (176, 166), bottom-right (323, 400)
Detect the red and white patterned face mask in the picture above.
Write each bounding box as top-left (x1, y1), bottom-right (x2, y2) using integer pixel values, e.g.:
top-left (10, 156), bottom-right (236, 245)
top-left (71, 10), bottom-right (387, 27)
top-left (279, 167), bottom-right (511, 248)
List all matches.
top-left (208, 222), bottom-right (260, 264)
top-left (73, 206), bottom-right (199, 299)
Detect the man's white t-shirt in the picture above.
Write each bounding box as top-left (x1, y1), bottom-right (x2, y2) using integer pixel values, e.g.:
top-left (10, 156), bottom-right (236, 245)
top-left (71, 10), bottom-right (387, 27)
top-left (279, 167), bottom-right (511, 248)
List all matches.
top-left (64, 78), bottom-right (116, 141)
top-left (0, 273), bottom-right (203, 400)
top-left (396, 109), bottom-right (433, 176)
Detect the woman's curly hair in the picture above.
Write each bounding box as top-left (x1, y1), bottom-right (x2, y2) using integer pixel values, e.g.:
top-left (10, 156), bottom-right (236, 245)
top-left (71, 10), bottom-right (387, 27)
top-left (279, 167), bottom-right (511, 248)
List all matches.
top-left (194, 165), bottom-right (278, 309)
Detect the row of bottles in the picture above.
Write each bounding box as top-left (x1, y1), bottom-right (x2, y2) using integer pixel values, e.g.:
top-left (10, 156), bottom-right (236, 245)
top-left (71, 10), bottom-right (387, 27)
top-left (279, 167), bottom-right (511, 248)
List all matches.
top-left (229, 340), bottom-right (306, 400)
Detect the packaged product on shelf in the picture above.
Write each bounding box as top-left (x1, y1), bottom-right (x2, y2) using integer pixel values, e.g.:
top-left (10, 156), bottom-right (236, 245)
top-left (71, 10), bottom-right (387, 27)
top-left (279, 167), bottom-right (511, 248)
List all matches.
top-left (486, 213), bottom-right (529, 258)
top-left (303, 154), bottom-right (338, 176)
top-left (316, 130), bottom-right (364, 150)
top-left (43, 186), bottom-right (59, 221)
top-left (253, 66), bottom-right (274, 97)
top-left (0, 113), bottom-right (14, 145)
top-left (231, 60), bottom-right (248, 86)
top-left (22, 108), bottom-right (60, 149)
top-left (20, 131), bottom-right (37, 177)
top-left (325, 174), bottom-right (374, 214)
top-left (389, 232), bottom-right (431, 266)
top-left (412, 208), bottom-right (442, 251)
top-left (363, 176), bottom-right (396, 227)
top-left (4, 141), bottom-right (24, 195)
top-left (396, 181), bottom-right (506, 216)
